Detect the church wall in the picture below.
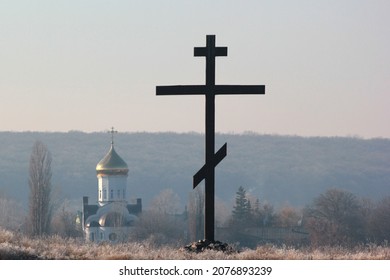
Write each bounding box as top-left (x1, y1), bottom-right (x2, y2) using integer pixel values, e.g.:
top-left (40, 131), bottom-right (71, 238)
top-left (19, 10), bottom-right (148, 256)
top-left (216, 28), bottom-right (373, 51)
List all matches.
top-left (84, 226), bottom-right (133, 243)
top-left (98, 174), bottom-right (127, 203)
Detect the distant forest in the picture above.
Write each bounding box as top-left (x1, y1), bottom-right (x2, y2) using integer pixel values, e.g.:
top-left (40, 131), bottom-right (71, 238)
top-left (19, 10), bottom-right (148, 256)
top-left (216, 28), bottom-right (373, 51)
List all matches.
top-left (0, 131), bottom-right (389, 211)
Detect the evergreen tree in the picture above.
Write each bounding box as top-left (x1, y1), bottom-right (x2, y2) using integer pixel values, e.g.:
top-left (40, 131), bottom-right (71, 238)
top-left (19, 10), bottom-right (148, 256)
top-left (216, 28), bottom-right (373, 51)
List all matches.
top-left (252, 198), bottom-right (262, 226)
top-left (232, 186), bottom-right (251, 225)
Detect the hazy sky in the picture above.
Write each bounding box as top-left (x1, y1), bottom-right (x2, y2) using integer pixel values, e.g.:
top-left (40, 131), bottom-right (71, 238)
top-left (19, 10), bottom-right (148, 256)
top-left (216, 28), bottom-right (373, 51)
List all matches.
top-left (1, 1), bottom-right (389, 138)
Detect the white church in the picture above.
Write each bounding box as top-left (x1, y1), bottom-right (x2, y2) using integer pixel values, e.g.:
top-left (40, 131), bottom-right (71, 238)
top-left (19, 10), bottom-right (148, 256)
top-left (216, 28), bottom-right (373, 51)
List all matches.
top-left (81, 132), bottom-right (142, 242)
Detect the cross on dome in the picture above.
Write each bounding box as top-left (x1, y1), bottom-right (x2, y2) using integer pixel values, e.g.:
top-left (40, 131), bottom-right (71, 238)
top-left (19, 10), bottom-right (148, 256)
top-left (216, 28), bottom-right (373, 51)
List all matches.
top-left (108, 127), bottom-right (118, 145)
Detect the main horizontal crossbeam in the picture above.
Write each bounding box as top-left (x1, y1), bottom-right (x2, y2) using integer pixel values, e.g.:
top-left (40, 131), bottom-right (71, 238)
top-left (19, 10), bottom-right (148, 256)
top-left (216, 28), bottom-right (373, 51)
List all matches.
top-left (156, 85), bottom-right (265, 96)
top-left (194, 46), bottom-right (227, 57)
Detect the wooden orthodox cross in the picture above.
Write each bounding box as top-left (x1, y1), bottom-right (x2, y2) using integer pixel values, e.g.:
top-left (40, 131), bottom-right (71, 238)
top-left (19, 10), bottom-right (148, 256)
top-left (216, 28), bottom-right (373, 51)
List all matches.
top-left (156, 35), bottom-right (265, 241)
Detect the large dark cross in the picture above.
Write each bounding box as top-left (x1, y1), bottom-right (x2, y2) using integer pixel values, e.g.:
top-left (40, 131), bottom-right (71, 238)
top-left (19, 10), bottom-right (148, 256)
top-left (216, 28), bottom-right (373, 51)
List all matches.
top-left (156, 35), bottom-right (265, 241)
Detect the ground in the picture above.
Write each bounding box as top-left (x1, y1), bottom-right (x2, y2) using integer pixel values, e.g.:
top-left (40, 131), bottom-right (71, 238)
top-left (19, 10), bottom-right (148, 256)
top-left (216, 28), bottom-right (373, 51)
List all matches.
top-left (1, 228), bottom-right (389, 260)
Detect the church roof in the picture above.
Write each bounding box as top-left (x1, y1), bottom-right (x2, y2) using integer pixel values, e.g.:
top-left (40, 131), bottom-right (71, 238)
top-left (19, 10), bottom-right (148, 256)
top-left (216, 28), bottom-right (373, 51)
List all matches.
top-left (96, 144), bottom-right (129, 175)
top-left (84, 203), bottom-right (138, 228)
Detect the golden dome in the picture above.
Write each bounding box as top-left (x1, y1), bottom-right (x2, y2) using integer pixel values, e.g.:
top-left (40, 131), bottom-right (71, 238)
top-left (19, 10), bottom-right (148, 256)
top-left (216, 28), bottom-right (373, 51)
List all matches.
top-left (96, 144), bottom-right (129, 175)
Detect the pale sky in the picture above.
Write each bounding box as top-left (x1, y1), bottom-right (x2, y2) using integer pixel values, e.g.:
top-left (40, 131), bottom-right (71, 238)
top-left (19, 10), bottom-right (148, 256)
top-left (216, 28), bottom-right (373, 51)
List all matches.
top-left (1, 0), bottom-right (389, 138)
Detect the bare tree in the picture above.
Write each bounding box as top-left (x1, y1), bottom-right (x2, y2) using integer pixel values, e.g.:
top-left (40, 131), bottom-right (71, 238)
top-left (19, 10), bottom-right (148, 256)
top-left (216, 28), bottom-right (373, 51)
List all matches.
top-left (132, 188), bottom-right (185, 245)
top-left (305, 188), bottom-right (364, 246)
top-left (51, 200), bottom-right (82, 238)
top-left (150, 188), bottom-right (180, 215)
top-left (0, 196), bottom-right (24, 231)
top-left (275, 206), bottom-right (302, 227)
top-left (28, 141), bottom-right (53, 236)
top-left (188, 187), bottom-right (204, 241)
top-left (368, 196), bottom-right (390, 243)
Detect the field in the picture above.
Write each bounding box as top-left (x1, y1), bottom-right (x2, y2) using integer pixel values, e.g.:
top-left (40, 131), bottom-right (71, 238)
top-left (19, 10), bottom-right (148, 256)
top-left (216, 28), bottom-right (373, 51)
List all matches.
top-left (0, 228), bottom-right (389, 260)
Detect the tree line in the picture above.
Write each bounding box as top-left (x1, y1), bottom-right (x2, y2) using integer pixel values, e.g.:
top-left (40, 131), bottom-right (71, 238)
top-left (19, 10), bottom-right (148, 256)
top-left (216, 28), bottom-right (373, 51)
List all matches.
top-left (119, 185), bottom-right (390, 248)
top-left (1, 131), bottom-right (390, 210)
top-left (225, 186), bottom-right (390, 247)
top-left (0, 139), bottom-right (389, 248)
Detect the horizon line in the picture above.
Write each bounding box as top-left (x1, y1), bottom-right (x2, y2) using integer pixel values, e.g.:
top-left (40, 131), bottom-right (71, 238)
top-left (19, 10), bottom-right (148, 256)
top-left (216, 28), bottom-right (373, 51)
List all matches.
top-left (0, 130), bottom-right (388, 140)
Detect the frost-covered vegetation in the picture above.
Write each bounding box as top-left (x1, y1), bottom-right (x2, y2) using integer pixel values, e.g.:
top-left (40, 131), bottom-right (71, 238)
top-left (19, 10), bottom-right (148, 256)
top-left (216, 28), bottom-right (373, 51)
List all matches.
top-left (0, 228), bottom-right (389, 260)
top-left (1, 187), bottom-right (390, 253)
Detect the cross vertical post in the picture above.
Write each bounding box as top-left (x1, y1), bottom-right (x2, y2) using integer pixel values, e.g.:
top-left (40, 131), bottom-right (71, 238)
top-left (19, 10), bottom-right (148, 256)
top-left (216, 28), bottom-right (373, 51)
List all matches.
top-left (156, 35), bottom-right (265, 241)
top-left (195, 35), bottom-right (228, 240)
